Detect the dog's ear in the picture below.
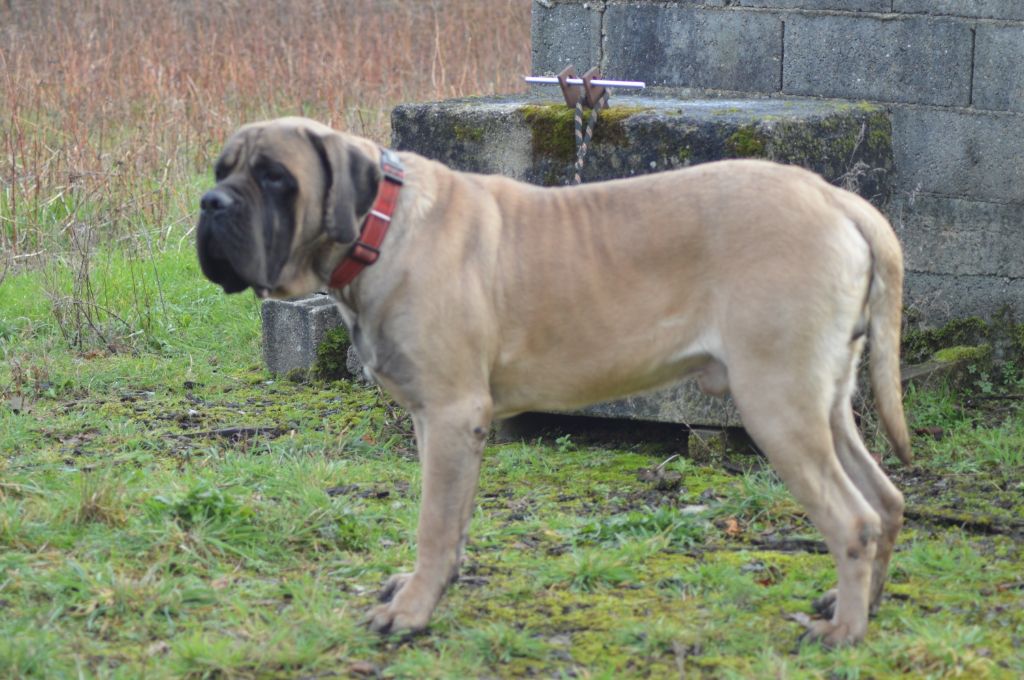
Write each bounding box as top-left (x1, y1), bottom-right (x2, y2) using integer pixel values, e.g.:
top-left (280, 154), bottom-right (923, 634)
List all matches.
top-left (306, 130), bottom-right (381, 244)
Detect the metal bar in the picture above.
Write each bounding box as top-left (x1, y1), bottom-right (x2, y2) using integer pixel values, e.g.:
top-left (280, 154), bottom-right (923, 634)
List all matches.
top-left (525, 76), bottom-right (646, 89)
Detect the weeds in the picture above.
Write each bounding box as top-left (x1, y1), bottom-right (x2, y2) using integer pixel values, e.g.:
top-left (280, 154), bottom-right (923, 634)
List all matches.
top-left (708, 467), bottom-right (803, 528)
top-left (65, 469), bottom-right (129, 527)
top-left (1, 0), bottom-right (529, 350)
top-left (1, 0), bottom-right (528, 257)
top-left (576, 505), bottom-right (708, 549)
top-left (548, 548), bottom-right (638, 592)
top-left (464, 622), bottom-right (548, 665)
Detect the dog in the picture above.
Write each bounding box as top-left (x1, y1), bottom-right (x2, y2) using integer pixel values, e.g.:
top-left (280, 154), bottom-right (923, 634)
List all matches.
top-left (197, 116), bottom-right (910, 646)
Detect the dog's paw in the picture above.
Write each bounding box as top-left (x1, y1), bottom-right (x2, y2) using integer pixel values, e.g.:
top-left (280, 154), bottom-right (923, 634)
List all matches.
top-left (813, 587), bottom-right (884, 619)
top-left (812, 588), bottom-right (838, 619)
top-left (365, 600), bottom-right (432, 636)
top-left (787, 612), bottom-right (864, 648)
top-left (377, 572), bottom-right (413, 604)
top-left (365, 573), bottom-right (436, 635)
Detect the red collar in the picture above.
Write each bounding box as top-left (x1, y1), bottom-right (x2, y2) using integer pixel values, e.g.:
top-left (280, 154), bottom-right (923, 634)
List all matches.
top-left (328, 148), bottom-right (404, 289)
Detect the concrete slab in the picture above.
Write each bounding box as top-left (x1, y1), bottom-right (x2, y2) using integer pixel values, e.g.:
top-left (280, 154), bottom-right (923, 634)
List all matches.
top-left (530, 1), bottom-right (602, 77)
top-left (389, 94), bottom-right (894, 427)
top-left (890, 194), bottom-right (1024, 279)
top-left (392, 95), bottom-right (894, 201)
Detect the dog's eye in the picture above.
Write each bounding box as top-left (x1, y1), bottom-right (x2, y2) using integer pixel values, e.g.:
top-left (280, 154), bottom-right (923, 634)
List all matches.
top-left (259, 167), bottom-right (290, 189)
top-left (214, 163), bottom-right (229, 182)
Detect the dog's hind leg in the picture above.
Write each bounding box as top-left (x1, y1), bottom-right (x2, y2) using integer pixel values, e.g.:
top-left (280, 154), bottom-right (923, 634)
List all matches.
top-left (729, 365), bottom-right (880, 647)
top-left (367, 396), bottom-right (492, 635)
top-left (814, 350), bottom-right (905, 619)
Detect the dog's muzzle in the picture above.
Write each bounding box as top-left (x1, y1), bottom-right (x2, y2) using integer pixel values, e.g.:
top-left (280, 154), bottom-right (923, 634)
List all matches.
top-left (197, 187), bottom-right (266, 296)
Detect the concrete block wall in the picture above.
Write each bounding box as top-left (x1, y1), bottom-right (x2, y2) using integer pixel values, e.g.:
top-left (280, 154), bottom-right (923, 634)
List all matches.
top-left (533, 0), bottom-right (1024, 323)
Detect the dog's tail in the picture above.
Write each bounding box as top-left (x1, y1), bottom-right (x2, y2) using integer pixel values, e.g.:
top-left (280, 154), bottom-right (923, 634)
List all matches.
top-left (844, 195), bottom-right (913, 465)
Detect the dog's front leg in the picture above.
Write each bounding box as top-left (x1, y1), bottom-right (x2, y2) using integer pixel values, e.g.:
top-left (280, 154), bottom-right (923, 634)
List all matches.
top-left (367, 399), bottom-right (491, 635)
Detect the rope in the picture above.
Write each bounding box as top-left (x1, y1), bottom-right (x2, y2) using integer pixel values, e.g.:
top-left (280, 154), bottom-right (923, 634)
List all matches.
top-left (569, 90), bottom-right (609, 186)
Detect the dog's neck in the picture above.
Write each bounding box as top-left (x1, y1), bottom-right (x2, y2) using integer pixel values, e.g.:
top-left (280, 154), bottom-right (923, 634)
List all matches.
top-left (327, 148), bottom-right (405, 290)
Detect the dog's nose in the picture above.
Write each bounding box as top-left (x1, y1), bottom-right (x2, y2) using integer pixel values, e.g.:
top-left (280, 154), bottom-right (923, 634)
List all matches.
top-left (200, 188), bottom-right (234, 212)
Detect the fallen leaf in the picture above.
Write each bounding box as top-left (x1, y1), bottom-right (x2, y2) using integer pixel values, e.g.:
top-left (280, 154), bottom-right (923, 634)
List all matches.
top-left (913, 426), bottom-right (944, 441)
top-left (147, 641), bottom-right (171, 657)
top-left (348, 660), bottom-right (379, 677)
top-left (637, 466), bottom-right (683, 491)
top-left (724, 517), bottom-right (742, 536)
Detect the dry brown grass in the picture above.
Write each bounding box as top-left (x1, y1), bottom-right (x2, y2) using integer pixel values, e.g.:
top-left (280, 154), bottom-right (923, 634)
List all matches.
top-left (0, 0), bottom-right (530, 258)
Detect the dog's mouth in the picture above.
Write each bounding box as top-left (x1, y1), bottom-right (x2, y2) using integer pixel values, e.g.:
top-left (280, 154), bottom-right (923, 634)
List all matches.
top-left (196, 210), bottom-right (275, 296)
top-left (196, 177), bottom-right (297, 298)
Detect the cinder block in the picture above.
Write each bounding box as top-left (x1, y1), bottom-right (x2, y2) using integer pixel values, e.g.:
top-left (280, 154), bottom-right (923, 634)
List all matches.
top-left (904, 272), bottom-right (1024, 325)
top-left (973, 25), bottom-right (1024, 113)
top-left (602, 4), bottom-right (782, 92)
top-left (530, 1), bottom-right (602, 76)
top-left (894, 0), bottom-right (1024, 21)
top-left (734, 0), bottom-right (889, 10)
top-left (346, 345), bottom-right (372, 383)
top-left (783, 14), bottom-right (973, 106)
top-left (891, 106), bottom-right (1024, 202)
top-left (890, 194), bottom-right (1024, 278)
top-left (261, 294), bottom-right (343, 376)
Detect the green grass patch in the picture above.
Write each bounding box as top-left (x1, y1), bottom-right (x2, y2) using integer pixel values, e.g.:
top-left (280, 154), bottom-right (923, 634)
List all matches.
top-left (2, 249), bottom-right (1024, 677)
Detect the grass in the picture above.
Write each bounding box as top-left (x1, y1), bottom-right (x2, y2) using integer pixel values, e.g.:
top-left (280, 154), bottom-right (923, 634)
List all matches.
top-left (2, 0), bottom-right (1024, 677)
top-left (2, 249), bottom-right (1023, 677)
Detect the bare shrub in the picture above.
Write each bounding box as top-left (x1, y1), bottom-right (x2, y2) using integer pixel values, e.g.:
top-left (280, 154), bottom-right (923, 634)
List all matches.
top-left (1, 0), bottom-right (529, 349)
top-left (0, 0), bottom-right (530, 256)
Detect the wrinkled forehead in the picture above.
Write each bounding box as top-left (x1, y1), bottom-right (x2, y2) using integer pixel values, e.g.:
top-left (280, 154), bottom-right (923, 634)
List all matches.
top-left (217, 120), bottom-right (318, 174)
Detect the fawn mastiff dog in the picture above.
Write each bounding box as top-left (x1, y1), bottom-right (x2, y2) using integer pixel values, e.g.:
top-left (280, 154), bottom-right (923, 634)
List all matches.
top-left (197, 116), bottom-right (911, 646)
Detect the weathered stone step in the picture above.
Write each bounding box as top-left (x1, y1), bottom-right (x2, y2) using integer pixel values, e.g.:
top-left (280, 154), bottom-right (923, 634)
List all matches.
top-left (384, 94), bottom-right (894, 428)
top-left (391, 95), bottom-right (893, 200)
top-left (261, 96), bottom-right (896, 429)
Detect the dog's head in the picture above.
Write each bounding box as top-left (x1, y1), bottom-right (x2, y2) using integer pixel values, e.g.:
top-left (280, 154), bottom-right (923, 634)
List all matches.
top-left (196, 117), bottom-right (381, 298)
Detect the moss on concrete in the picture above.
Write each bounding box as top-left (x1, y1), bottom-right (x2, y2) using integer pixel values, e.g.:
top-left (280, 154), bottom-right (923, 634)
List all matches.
top-left (453, 123), bottom-right (485, 144)
top-left (933, 344), bottom-right (992, 364)
top-left (725, 125), bottom-right (766, 158)
top-left (521, 104), bottom-right (578, 164)
top-left (313, 325), bottom-right (351, 381)
top-left (902, 317), bottom-right (992, 365)
top-left (520, 104), bottom-right (653, 164)
top-left (901, 310), bottom-right (1024, 389)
